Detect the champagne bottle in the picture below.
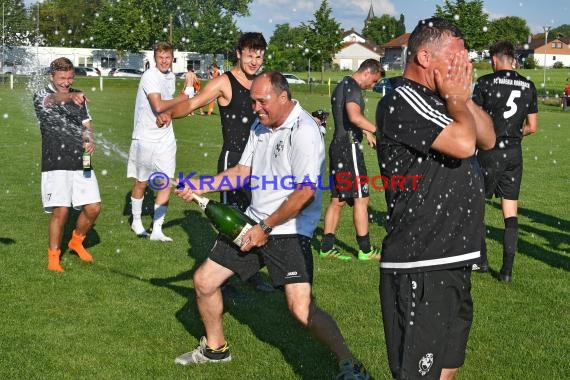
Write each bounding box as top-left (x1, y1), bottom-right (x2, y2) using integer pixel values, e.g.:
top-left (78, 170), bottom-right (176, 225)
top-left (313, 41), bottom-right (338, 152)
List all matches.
top-left (82, 131), bottom-right (92, 171)
top-left (191, 193), bottom-right (256, 246)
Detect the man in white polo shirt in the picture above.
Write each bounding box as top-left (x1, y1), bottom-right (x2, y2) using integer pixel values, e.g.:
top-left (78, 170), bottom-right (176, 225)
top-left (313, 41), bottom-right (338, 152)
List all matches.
top-left (174, 71), bottom-right (370, 379)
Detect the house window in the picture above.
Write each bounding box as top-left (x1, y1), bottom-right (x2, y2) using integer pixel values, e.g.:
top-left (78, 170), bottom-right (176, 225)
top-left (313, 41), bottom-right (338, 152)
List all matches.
top-left (552, 56), bottom-right (556, 61)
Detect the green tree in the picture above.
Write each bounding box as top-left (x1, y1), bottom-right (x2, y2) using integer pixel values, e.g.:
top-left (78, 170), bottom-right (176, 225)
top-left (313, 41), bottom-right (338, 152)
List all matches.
top-left (266, 23), bottom-right (310, 71)
top-left (434, 0), bottom-right (489, 51)
top-left (88, 0), bottom-right (167, 52)
top-left (488, 16), bottom-right (530, 47)
top-left (551, 24), bottom-right (570, 38)
top-left (170, 0), bottom-right (240, 54)
top-left (2, 0), bottom-right (34, 47)
top-left (38, 0), bottom-right (103, 47)
top-left (303, 0), bottom-right (342, 81)
top-left (396, 14), bottom-right (406, 36)
top-left (363, 14), bottom-right (400, 45)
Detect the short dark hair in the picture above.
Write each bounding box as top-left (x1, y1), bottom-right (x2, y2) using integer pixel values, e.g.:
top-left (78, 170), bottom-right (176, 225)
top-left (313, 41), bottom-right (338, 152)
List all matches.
top-left (49, 57), bottom-right (74, 74)
top-left (407, 17), bottom-right (464, 64)
top-left (489, 41), bottom-right (515, 60)
top-left (257, 71), bottom-right (291, 100)
top-left (236, 32), bottom-right (267, 52)
top-left (357, 59), bottom-right (384, 76)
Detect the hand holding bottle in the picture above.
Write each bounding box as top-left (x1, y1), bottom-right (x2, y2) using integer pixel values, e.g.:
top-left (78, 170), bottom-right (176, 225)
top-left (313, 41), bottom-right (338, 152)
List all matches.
top-left (83, 129), bottom-right (95, 155)
top-left (239, 224), bottom-right (269, 253)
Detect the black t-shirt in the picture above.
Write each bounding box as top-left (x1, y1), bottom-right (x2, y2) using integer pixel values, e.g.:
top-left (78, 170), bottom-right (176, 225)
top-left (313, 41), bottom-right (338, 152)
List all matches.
top-left (376, 78), bottom-right (484, 273)
top-left (331, 76), bottom-right (365, 143)
top-left (472, 70), bottom-right (538, 142)
top-left (33, 85), bottom-right (91, 172)
top-left (218, 71), bottom-right (255, 153)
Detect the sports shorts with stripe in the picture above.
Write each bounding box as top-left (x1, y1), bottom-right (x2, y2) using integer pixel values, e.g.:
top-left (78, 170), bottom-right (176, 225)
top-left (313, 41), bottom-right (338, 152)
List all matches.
top-left (328, 136), bottom-right (369, 202)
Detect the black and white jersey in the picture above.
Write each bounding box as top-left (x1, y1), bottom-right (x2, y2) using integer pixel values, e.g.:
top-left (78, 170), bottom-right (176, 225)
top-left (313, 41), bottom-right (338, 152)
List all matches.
top-left (473, 70), bottom-right (538, 141)
top-left (33, 85), bottom-right (91, 172)
top-left (375, 78), bottom-right (484, 273)
top-left (331, 76), bottom-right (365, 143)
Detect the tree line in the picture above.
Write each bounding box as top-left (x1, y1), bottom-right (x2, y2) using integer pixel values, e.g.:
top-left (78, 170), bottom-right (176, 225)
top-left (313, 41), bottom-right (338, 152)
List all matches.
top-left (2, 0), bottom-right (570, 72)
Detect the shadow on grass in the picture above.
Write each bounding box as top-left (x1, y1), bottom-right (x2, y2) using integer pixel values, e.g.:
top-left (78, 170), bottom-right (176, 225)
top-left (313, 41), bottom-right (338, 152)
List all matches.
top-left (147, 209), bottom-right (337, 378)
top-left (486, 203), bottom-right (570, 272)
top-left (0, 237), bottom-right (16, 245)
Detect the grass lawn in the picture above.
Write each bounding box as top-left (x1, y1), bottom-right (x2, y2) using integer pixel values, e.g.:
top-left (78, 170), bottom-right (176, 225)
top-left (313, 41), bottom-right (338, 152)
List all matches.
top-left (0, 72), bottom-right (568, 379)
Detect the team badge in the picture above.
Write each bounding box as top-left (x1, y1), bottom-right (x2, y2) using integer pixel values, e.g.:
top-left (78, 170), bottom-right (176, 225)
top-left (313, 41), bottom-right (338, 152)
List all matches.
top-left (418, 353), bottom-right (434, 376)
top-left (274, 140), bottom-right (284, 158)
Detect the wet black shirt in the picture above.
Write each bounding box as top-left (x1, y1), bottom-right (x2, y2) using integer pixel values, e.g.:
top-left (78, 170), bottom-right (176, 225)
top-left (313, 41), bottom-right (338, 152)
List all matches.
top-left (218, 71), bottom-right (255, 153)
top-left (376, 78), bottom-right (484, 273)
top-left (331, 76), bottom-right (365, 143)
top-left (33, 85), bottom-right (91, 172)
top-left (473, 70), bottom-right (538, 143)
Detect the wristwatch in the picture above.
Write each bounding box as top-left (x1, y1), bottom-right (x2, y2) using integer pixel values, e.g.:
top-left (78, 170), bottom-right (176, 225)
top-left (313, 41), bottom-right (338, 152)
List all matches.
top-left (259, 220), bottom-right (273, 234)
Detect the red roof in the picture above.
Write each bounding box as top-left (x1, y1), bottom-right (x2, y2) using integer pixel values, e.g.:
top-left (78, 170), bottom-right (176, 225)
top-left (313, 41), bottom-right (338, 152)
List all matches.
top-left (382, 33), bottom-right (410, 48)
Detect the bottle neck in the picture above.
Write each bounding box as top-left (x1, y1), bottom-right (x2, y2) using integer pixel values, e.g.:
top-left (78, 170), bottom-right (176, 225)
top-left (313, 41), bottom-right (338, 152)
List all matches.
top-left (192, 193), bottom-right (210, 210)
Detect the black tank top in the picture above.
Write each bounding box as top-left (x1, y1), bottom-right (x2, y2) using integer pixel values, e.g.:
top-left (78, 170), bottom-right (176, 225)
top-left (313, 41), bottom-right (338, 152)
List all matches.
top-left (218, 71), bottom-right (255, 153)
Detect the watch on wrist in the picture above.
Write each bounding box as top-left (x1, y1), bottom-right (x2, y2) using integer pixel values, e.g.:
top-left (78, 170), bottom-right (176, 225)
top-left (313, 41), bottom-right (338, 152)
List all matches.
top-left (259, 220), bottom-right (273, 234)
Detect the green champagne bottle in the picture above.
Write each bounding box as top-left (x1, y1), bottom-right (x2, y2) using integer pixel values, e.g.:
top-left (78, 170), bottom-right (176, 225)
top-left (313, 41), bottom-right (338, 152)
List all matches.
top-left (192, 193), bottom-right (256, 246)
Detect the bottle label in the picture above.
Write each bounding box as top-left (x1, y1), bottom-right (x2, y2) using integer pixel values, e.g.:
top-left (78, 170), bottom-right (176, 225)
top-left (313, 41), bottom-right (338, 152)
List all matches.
top-left (233, 223), bottom-right (253, 247)
top-left (83, 153), bottom-right (91, 170)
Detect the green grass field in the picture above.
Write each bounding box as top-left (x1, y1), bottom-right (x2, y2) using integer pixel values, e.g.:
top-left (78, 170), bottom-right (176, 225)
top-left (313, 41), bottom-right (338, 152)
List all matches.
top-left (0, 72), bottom-right (568, 379)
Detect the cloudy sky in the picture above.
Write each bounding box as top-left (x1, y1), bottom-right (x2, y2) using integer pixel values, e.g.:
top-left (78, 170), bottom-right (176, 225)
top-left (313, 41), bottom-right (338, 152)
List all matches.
top-left (235, 0), bottom-right (570, 39)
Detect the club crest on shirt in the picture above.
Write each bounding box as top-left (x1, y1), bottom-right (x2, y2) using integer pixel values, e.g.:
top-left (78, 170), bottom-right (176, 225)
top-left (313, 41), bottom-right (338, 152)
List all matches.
top-left (418, 353), bottom-right (434, 376)
top-left (274, 140), bottom-right (285, 158)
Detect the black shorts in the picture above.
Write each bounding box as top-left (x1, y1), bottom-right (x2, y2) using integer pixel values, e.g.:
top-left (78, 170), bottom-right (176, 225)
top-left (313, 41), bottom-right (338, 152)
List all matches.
top-left (218, 150), bottom-right (251, 212)
top-left (380, 267), bottom-right (473, 379)
top-left (209, 234), bottom-right (314, 286)
top-left (329, 137), bottom-right (369, 202)
top-left (477, 145), bottom-right (523, 200)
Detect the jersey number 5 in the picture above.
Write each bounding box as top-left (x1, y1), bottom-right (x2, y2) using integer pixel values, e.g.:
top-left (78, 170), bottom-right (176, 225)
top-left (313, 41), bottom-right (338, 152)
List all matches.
top-left (503, 90), bottom-right (521, 119)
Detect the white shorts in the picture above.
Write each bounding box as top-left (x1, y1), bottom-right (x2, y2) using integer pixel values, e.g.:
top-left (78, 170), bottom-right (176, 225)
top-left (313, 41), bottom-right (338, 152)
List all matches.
top-left (127, 137), bottom-right (176, 181)
top-left (183, 86), bottom-right (195, 98)
top-left (41, 170), bottom-right (101, 213)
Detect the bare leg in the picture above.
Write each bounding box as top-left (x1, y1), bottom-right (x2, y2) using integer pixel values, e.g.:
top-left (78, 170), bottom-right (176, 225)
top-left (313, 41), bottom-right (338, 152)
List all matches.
top-left (284, 282), bottom-right (352, 361)
top-left (193, 259), bottom-right (235, 348)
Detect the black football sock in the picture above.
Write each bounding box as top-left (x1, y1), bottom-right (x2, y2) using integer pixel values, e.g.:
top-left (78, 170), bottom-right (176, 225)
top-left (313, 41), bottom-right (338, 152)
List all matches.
top-left (321, 233), bottom-right (336, 252)
top-left (204, 341), bottom-right (230, 360)
top-left (356, 233), bottom-right (371, 253)
top-left (502, 217), bottom-right (518, 274)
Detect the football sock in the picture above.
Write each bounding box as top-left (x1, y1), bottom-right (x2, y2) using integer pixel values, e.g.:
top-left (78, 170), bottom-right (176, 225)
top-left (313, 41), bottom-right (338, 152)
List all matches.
top-left (356, 233), bottom-right (371, 253)
top-left (150, 204), bottom-right (172, 241)
top-left (68, 230), bottom-right (93, 262)
top-left (321, 233), bottom-right (336, 252)
top-left (47, 248), bottom-right (64, 272)
top-left (131, 197), bottom-right (148, 235)
top-left (204, 340), bottom-right (230, 360)
top-left (502, 217), bottom-right (518, 274)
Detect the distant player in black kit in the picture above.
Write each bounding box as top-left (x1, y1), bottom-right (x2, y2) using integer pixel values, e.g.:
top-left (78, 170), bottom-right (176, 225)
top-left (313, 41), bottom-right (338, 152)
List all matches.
top-left (472, 41), bottom-right (538, 281)
top-left (319, 59), bottom-right (384, 261)
top-left (376, 18), bottom-right (494, 379)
